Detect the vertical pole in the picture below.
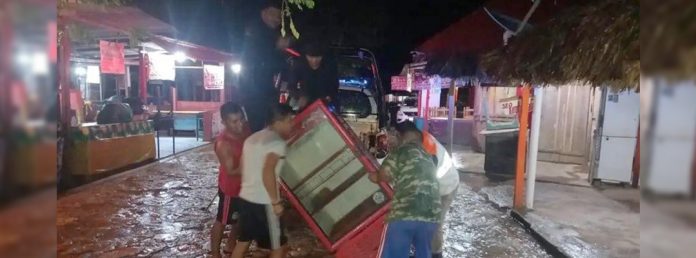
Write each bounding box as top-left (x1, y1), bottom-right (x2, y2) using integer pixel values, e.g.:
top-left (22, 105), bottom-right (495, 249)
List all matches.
top-left (424, 88), bottom-right (430, 132)
top-left (447, 81), bottom-right (455, 153)
top-left (513, 85), bottom-right (530, 211)
top-left (139, 51), bottom-right (148, 102)
top-left (525, 86), bottom-right (543, 209)
top-left (59, 24), bottom-right (73, 129)
top-left (125, 65), bottom-right (131, 97)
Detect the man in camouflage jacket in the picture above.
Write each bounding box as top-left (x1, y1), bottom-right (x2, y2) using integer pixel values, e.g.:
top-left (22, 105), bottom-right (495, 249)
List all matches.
top-left (370, 122), bottom-right (441, 258)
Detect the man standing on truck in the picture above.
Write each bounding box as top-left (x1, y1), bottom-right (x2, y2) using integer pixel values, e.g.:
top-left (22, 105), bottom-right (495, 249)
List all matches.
top-left (240, 0), bottom-right (290, 132)
top-left (287, 41), bottom-right (339, 112)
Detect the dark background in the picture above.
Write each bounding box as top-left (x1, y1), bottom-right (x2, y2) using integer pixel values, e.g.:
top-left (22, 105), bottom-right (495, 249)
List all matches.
top-left (133, 0), bottom-right (486, 91)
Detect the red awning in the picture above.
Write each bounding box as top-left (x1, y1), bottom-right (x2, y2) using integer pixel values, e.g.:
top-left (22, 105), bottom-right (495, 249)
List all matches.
top-left (417, 0), bottom-right (568, 56)
top-left (58, 4), bottom-right (176, 37)
top-left (59, 4), bottom-right (236, 64)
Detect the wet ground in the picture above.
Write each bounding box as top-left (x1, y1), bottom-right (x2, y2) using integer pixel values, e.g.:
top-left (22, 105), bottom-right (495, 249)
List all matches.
top-left (57, 145), bottom-right (550, 257)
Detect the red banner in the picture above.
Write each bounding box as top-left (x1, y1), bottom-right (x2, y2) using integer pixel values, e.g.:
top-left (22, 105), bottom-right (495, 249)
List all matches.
top-left (99, 40), bottom-right (125, 74)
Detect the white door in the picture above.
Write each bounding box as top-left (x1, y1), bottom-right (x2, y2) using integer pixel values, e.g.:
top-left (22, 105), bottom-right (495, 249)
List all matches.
top-left (601, 90), bottom-right (640, 138)
top-left (596, 136), bottom-right (636, 183)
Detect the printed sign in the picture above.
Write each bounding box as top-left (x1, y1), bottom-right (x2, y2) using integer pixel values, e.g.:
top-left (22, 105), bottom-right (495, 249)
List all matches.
top-left (148, 53), bottom-right (176, 81)
top-left (86, 65), bottom-right (101, 84)
top-left (203, 64), bottom-right (224, 90)
top-left (99, 40), bottom-right (125, 74)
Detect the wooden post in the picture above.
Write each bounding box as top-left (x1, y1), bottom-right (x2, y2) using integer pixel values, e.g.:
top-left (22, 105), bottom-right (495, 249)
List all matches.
top-left (424, 89), bottom-right (430, 132)
top-left (58, 24), bottom-right (73, 129)
top-left (513, 85), bottom-right (531, 211)
top-left (692, 125), bottom-right (696, 199)
top-left (139, 51), bottom-right (148, 102)
top-left (632, 125), bottom-right (640, 188)
top-left (447, 80), bottom-right (455, 153)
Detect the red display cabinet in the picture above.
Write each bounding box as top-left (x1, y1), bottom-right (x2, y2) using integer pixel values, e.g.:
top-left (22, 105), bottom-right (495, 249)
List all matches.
top-left (279, 101), bottom-right (393, 255)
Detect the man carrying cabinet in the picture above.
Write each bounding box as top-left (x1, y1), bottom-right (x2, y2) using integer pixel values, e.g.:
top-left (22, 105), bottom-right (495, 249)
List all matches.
top-left (370, 122), bottom-right (441, 258)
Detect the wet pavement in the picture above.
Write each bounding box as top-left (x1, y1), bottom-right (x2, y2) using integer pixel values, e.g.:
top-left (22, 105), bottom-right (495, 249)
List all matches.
top-left (442, 185), bottom-right (551, 258)
top-left (57, 145), bottom-right (550, 257)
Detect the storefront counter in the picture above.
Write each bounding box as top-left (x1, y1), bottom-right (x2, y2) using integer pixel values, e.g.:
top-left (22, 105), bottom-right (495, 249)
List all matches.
top-left (64, 120), bottom-right (156, 176)
top-left (5, 128), bottom-right (57, 190)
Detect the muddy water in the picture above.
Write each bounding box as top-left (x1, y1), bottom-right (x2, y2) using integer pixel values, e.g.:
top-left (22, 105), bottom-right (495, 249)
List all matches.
top-left (57, 146), bottom-right (548, 258)
top-left (57, 146), bottom-right (330, 258)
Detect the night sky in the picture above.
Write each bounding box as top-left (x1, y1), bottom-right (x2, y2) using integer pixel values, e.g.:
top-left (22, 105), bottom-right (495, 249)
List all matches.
top-left (133, 0), bottom-right (485, 85)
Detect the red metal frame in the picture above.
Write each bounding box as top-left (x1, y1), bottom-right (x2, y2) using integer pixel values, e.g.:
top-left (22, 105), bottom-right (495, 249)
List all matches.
top-left (279, 100), bottom-right (393, 252)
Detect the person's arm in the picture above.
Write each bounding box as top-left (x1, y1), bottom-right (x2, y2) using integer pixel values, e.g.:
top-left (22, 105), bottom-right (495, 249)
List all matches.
top-left (262, 152), bottom-right (281, 202)
top-left (215, 140), bottom-right (239, 176)
top-left (262, 152), bottom-right (285, 216)
top-left (370, 150), bottom-right (398, 183)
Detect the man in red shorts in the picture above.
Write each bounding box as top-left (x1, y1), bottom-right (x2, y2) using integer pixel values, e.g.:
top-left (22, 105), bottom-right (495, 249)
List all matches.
top-left (210, 102), bottom-right (248, 258)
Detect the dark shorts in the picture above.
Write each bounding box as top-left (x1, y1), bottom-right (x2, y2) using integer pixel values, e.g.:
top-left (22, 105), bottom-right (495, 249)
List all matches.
top-left (237, 198), bottom-right (288, 250)
top-left (216, 190), bottom-right (240, 225)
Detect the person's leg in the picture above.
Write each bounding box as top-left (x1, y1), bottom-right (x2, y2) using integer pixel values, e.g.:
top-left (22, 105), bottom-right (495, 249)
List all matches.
top-left (231, 199), bottom-right (254, 258)
top-left (224, 198), bottom-right (243, 253)
top-left (210, 191), bottom-right (227, 257)
top-left (432, 189), bottom-right (457, 257)
top-left (230, 241), bottom-right (250, 258)
top-left (264, 204), bottom-right (288, 258)
top-left (381, 221), bottom-right (414, 258)
top-left (414, 222), bottom-right (438, 258)
top-left (210, 221), bottom-right (224, 258)
top-left (224, 223), bottom-right (238, 253)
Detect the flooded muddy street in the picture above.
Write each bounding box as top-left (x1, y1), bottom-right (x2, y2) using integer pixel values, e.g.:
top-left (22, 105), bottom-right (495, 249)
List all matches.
top-left (57, 146), bottom-right (548, 257)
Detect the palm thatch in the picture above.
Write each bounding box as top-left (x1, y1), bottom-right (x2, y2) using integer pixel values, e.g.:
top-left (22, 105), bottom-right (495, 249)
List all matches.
top-left (425, 54), bottom-right (479, 78)
top-left (482, 0), bottom-right (639, 90)
top-left (642, 0), bottom-right (696, 80)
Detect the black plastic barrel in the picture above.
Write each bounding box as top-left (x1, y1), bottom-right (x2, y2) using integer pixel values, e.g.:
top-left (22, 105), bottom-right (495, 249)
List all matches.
top-left (484, 131), bottom-right (518, 176)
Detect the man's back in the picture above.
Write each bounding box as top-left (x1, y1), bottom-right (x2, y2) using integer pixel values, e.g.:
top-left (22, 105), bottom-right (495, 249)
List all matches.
top-left (239, 128), bottom-right (287, 204)
top-left (384, 142), bottom-right (441, 223)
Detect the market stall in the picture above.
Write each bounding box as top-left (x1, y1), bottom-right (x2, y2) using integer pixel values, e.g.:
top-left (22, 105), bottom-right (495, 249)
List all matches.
top-left (58, 4), bottom-right (238, 182)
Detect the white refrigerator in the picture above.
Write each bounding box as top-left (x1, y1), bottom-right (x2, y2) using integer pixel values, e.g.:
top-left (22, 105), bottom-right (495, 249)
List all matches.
top-left (591, 88), bottom-right (640, 184)
top-left (644, 80), bottom-right (696, 195)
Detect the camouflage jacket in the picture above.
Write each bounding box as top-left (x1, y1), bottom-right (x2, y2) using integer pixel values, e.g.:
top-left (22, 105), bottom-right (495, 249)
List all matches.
top-left (382, 142), bottom-right (441, 223)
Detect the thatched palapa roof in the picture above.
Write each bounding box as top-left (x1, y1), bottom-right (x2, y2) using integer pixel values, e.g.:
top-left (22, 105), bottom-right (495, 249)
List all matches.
top-left (641, 0), bottom-right (696, 80)
top-left (482, 0), bottom-right (639, 90)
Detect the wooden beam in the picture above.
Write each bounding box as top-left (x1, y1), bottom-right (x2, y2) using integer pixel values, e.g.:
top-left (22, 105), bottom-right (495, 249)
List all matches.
top-left (513, 85), bottom-right (530, 211)
top-left (632, 125), bottom-right (640, 188)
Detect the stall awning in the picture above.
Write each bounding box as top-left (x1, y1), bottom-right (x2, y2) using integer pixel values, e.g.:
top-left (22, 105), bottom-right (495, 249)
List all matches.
top-left (60, 4), bottom-right (237, 64)
top-left (149, 35), bottom-right (237, 64)
top-left (59, 4), bottom-right (176, 38)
